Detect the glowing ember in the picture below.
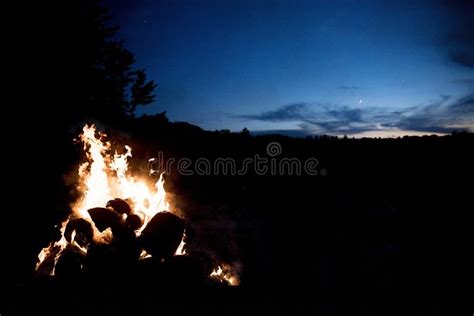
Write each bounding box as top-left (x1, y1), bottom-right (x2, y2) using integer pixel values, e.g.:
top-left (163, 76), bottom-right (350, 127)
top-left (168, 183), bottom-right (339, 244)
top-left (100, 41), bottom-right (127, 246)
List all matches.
top-left (210, 265), bottom-right (239, 286)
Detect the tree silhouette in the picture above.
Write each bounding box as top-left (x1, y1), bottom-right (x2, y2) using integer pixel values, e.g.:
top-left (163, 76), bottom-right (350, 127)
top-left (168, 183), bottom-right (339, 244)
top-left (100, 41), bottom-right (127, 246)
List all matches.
top-left (241, 127), bottom-right (250, 136)
top-left (129, 70), bottom-right (157, 116)
top-left (56, 0), bottom-right (157, 125)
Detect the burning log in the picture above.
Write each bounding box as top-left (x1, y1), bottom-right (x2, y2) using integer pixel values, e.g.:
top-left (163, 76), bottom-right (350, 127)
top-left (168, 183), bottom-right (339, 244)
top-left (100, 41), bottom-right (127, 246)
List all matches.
top-left (126, 213), bottom-right (144, 230)
top-left (106, 198), bottom-right (132, 215)
top-left (136, 256), bottom-right (165, 281)
top-left (87, 207), bottom-right (121, 232)
top-left (85, 243), bottom-right (115, 276)
top-left (111, 223), bottom-right (141, 263)
top-left (85, 230), bottom-right (140, 277)
top-left (35, 244), bottom-right (63, 277)
top-left (140, 211), bottom-right (185, 259)
top-left (65, 218), bottom-right (93, 247)
top-left (55, 246), bottom-right (84, 278)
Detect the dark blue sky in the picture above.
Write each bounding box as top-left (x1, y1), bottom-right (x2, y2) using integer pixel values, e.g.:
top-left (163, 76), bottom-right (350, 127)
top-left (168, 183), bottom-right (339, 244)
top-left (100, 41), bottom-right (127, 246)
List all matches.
top-left (106, 0), bottom-right (473, 137)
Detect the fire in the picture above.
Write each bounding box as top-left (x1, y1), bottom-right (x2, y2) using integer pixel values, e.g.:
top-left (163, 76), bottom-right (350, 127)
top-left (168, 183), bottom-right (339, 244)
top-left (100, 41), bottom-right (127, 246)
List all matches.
top-left (210, 265), bottom-right (239, 286)
top-left (74, 125), bottom-right (169, 225)
top-left (36, 124), bottom-right (172, 275)
top-left (175, 233), bottom-right (187, 256)
top-left (35, 124), bottom-right (238, 286)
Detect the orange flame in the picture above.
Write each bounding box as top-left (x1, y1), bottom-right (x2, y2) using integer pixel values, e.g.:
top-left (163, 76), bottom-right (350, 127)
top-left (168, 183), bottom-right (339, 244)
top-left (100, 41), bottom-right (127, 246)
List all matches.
top-left (36, 124), bottom-right (175, 274)
top-left (35, 124), bottom-right (238, 286)
top-left (210, 264), bottom-right (239, 286)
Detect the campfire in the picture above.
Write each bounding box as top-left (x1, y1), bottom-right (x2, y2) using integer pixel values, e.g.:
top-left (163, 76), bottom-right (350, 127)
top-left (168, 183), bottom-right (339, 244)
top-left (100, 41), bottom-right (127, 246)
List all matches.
top-left (35, 124), bottom-right (238, 286)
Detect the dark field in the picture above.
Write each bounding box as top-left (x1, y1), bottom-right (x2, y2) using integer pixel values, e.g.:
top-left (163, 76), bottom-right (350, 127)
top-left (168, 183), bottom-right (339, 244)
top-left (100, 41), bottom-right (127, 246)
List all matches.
top-left (4, 123), bottom-right (473, 315)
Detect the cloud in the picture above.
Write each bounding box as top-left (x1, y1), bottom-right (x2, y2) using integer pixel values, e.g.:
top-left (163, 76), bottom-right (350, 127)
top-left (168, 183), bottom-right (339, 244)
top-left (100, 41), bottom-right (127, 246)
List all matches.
top-left (326, 106), bottom-right (363, 122)
top-left (300, 106), bottom-right (372, 133)
top-left (338, 85), bottom-right (361, 91)
top-left (448, 93), bottom-right (474, 115)
top-left (235, 102), bottom-right (379, 134)
top-left (234, 94), bottom-right (474, 135)
top-left (251, 129), bottom-right (311, 138)
top-left (236, 103), bottom-right (310, 122)
top-left (391, 94), bottom-right (473, 133)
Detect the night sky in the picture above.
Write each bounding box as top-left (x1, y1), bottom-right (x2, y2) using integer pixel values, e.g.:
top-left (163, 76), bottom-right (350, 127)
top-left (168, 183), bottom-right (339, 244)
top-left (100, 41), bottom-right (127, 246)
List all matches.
top-left (106, 0), bottom-right (473, 137)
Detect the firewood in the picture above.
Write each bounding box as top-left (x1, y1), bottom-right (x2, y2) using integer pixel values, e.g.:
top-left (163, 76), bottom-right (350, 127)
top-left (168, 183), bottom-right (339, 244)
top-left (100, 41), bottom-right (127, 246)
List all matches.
top-left (126, 214), bottom-right (144, 230)
top-left (140, 211), bottom-right (185, 259)
top-left (87, 207), bottom-right (121, 232)
top-left (106, 198), bottom-right (132, 215)
top-left (64, 218), bottom-right (93, 246)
